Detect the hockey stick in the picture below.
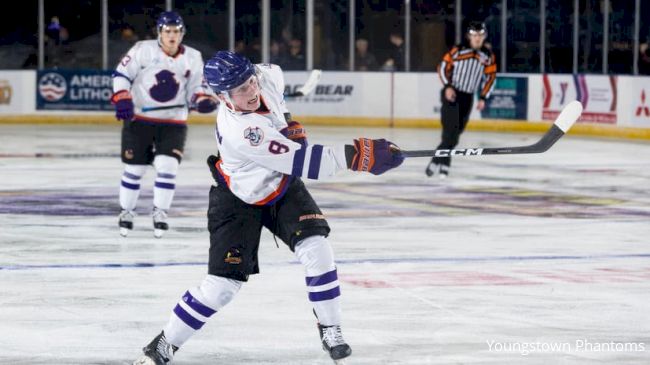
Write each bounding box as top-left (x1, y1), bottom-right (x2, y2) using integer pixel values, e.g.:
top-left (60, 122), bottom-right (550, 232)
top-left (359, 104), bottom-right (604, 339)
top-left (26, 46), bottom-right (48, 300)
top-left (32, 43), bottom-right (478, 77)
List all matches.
top-left (401, 100), bottom-right (583, 158)
top-left (141, 104), bottom-right (187, 112)
top-left (0, 152), bottom-right (120, 159)
top-left (285, 69), bottom-right (322, 97)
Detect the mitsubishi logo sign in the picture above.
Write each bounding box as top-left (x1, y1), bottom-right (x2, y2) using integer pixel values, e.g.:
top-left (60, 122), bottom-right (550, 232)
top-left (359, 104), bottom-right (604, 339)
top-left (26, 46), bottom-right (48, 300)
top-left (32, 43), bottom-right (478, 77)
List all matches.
top-left (636, 90), bottom-right (650, 117)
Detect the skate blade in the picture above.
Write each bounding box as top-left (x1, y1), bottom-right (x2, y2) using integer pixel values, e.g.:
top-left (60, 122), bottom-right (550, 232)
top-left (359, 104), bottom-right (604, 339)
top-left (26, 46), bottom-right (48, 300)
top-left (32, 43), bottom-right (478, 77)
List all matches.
top-left (132, 356), bottom-right (156, 365)
top-left (333, 359), bottom-right (347, 365)
top-left (120, 227), bottom-right (130, 237)
top-left (154, 229), bottom-right (165, 238)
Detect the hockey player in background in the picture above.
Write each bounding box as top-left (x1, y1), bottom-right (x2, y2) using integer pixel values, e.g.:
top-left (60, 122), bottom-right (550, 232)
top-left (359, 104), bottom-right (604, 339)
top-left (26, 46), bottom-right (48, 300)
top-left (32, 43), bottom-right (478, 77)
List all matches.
top-left (425, 21), bottom-right (496, 178)
top-left (111, 11), bottom-right (217, 238)
top-left (132, 51), bottom-right (404, 364)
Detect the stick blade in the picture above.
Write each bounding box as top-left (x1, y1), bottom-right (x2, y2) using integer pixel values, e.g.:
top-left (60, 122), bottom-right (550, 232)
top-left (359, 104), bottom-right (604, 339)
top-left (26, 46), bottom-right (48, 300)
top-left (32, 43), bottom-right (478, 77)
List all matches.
top-left (297, 69), bottom-right (322, 96)
top-left (554, 100), bottom-right (583, 133)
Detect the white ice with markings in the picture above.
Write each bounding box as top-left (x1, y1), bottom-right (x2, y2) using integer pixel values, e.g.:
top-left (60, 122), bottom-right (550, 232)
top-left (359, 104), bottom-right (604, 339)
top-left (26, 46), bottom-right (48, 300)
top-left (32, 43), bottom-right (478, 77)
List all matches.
top-left (1, 124), bottom-right (649, 364)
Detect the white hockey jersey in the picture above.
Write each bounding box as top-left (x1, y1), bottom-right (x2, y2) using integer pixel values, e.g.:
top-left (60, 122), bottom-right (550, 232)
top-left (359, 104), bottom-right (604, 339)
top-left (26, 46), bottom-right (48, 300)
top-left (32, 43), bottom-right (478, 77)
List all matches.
top-left (112, 40), bottom-right (211, 124)
top-left (213, 64), bottom-right (348, 205)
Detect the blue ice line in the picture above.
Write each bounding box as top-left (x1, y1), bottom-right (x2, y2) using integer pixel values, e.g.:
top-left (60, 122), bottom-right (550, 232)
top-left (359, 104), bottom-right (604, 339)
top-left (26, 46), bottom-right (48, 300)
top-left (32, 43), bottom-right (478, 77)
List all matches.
top-left (1, 253), bottom-right (650, 271)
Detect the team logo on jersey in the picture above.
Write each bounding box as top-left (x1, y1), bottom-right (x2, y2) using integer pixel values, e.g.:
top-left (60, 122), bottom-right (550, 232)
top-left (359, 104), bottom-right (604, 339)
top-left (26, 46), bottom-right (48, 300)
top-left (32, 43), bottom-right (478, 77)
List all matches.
top-left (149, 70), bottom-right (180, 102)
top-left (224, 248), bottom-right (242, 265)
top-left (38, 73), bottom-right (67, 102)
top-left (244, 126), bottom-right (264, 146)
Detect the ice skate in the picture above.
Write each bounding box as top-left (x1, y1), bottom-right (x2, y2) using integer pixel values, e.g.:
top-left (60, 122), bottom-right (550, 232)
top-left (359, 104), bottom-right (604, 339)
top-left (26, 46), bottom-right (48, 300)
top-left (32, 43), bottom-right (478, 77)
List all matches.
top-left (425, 161), bottom-right (437, 177)
top-left (133, 331), bottom-right (177, 365)
top-left (425, 162), bottom-right (449, 179)
top-left (318, 323), bottom-right (351, 364)
top-left (438, 164), bottom-right (449, 179)
top-left (118, 209), bottom-right (135, 237)
top-left (152, 207), bottom-right (168, 238)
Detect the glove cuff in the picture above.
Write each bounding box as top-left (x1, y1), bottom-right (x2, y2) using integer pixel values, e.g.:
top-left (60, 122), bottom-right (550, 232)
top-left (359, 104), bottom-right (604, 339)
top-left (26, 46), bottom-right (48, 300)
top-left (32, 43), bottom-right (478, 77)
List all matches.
top-left (191, 93), bottom-right (213, 103)
top-left (285, 122), bottom-right (307, 140)
top-left (350, 138), bottom-right (375, 172)
top-left (344, 144), bottom-right (356, 168)
top-left (111, 90), bottom-right (132, 104)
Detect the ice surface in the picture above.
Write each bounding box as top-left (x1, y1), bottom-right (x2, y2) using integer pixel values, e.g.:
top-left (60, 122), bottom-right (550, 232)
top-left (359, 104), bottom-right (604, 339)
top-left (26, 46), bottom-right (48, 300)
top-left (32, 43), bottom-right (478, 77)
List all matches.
top-left (1, 124), bottom-right (649, 364)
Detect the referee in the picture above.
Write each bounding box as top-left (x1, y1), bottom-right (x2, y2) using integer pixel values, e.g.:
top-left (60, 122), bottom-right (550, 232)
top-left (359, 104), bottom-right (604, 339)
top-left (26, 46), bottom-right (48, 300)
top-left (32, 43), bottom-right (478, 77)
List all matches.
top-left (426, 21), bottom-right (497, 178)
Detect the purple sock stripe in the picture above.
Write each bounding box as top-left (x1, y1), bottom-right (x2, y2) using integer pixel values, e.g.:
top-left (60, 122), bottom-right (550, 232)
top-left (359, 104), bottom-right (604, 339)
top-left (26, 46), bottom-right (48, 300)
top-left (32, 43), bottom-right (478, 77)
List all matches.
top-left (123, 171), bottom-right (142, 180)
top-left (121, 180), bottom-right (140, 190)
top-left (155, 181), bottom-right (175, 190)
top-left (173, 304), bottom-right (205, 330)
top-left (308, 286), bottom-right (341, 302)
top-left (305, 269), bottom-right (338, 287)
top-left (182, 291), bottom-right (217, 317)
top-left (307, 145), bottom-right (323, 179)
top-left (157, 172), bottom-right (176, 179)
top-left (291, 146), bottom-right (307, 176)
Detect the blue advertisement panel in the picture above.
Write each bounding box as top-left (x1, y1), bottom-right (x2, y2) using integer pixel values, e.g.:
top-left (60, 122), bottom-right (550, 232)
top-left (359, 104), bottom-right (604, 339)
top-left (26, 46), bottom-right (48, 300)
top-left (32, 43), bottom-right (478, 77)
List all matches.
top-left (481, 76), bottom-right (528, 120)
top-left (36, 70), bottom-right (113, 111)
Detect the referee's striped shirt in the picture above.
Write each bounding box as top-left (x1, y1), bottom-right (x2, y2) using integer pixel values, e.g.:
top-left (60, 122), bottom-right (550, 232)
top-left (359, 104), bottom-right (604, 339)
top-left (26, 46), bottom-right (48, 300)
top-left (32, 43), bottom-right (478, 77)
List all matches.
top-left (438, 44), bottom-right (497, 100)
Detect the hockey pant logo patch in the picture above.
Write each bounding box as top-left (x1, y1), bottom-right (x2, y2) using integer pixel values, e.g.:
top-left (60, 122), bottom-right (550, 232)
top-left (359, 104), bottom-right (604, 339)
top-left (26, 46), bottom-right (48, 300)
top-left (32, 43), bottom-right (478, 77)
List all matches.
top-left (224, 247), bottom-right (243, 265)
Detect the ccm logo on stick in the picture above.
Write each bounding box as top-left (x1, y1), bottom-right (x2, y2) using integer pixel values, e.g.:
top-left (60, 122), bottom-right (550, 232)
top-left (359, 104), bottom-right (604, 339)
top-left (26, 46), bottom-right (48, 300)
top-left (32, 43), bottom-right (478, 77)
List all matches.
top-left (434, 148), bottom-right (484, 157)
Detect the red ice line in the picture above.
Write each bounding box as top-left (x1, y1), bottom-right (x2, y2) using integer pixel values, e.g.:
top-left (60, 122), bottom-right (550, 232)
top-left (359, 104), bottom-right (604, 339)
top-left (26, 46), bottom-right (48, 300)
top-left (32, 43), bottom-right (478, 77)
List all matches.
top-left (340, 267), bottom-right (650, 288)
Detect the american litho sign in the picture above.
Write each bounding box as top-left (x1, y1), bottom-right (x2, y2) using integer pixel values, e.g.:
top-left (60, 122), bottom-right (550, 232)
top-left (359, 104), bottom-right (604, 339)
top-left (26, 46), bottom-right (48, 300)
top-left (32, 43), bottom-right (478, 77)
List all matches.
top-left (36, 70), bottom-right (113, 111)
top-left (542, 74), bottom-right (617, 124)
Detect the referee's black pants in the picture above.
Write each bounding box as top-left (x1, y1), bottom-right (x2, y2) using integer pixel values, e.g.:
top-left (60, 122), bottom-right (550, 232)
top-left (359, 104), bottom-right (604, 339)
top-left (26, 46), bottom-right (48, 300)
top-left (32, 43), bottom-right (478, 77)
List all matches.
top-left (431, 89), bottom-right (474, 167)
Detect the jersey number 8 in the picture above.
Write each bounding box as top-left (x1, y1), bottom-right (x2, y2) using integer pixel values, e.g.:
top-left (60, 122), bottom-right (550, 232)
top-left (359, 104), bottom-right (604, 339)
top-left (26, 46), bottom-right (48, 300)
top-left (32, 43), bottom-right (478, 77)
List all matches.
top-left (269, 141), bottom-right (289, 154)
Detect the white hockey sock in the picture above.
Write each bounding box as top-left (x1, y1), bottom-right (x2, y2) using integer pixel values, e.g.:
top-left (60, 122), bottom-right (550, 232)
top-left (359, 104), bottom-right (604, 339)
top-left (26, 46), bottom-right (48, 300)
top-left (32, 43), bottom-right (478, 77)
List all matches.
top-left (295, 235), bottom-right (342, 326)
top-left (119, 164), bottom-right (147, 211)
top-left (153, 155), bottom-right (179, 210)
top-left (163, 275), bottom-right (242, 348)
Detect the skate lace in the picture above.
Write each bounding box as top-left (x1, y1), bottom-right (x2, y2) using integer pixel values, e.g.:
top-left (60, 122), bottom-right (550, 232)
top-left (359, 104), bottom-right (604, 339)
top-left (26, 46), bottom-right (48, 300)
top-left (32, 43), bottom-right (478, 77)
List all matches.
top-left (152, 208), bottom-right (168, 222)
top-left (156, 335), bottom-right (175, 361)
top-left (322, 326), bottom-right (346, 347)
top-left (119, 210), bottom-right (135, 221)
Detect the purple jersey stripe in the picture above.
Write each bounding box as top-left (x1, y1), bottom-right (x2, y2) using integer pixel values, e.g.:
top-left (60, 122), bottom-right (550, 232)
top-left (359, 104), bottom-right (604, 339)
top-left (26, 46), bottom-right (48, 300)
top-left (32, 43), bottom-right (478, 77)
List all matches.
top-left (123, 171), bottom-right (142, 181)
top-left (214, 167), bottom-right (228, 186)
top-left (182, 291), bottom-right (217, 317)
top-left (157, 172), bottom-right (176, 179)
top-left (308, 286), bottom-right (341, 302)
top-left (307, 145), bottom-right (323, 179)
top-left (262, 176), bottom-right (293, 206)
top-left (291, 146), bottom-right (307, 176)
top-left (155, 182), bottom-right (175, 190)
top-left (173, 304), bottom-right (205, 330)
top-left (112, 71), bottom-right (133, 83)
top-left (305, 269), bottom-right (338, 287)
top-left (121, 181), bottom-right (140, 190)
top-left (215, 126), bottom-right (223, 144)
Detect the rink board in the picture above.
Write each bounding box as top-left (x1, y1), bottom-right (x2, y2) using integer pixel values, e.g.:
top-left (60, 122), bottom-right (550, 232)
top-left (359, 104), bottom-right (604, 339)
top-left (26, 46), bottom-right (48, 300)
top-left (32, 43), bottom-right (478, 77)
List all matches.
top-left (0, 70), bottom-right (649, 139)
